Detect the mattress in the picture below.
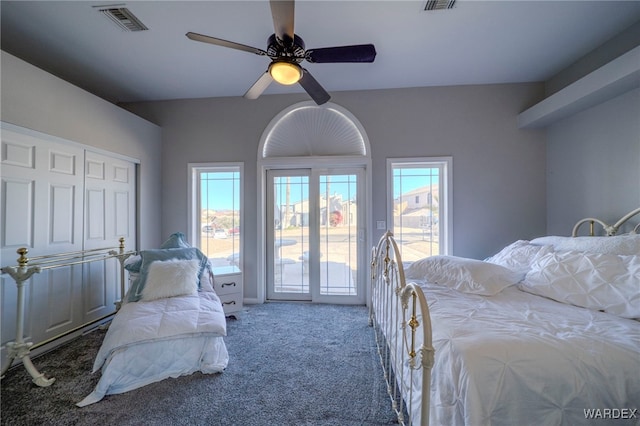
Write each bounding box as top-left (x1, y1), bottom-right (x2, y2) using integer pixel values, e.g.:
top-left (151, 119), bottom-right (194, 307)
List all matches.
top-left (401, 282), bottom-right (640, 426)
top-left (77, 289), bottom-right (228, 407)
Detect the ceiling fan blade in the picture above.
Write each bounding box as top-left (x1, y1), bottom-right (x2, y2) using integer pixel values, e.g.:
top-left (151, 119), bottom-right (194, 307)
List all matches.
top-left (306, 44), bottom-right (377, 63)
top-left (299, 68), bottom-right (330, 105)
top-left (270, 0), bottom-right (295, 45)
top-left (186, 32), bottom-right (267, 56)
top-left (244, 71), bottom-right (274, 100)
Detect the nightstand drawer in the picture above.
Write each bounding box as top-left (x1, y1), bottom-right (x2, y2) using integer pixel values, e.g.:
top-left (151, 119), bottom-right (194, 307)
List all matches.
top-left (211, 266), bottom-right (242, 316)
top-left (219, 293), bottom-right (242, 314)
top-left (213, 273), bottom-right (242, 295)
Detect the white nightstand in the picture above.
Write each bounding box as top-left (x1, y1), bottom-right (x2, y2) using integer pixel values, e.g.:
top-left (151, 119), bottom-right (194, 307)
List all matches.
top-left (212, 265), bottom-right (243, 318)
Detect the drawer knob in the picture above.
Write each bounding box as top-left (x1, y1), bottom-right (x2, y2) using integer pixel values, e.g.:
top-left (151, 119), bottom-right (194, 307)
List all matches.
top-left (222, 301), bottom-right (236, 306)
top-left (221, 282), bottom-right (236, 287)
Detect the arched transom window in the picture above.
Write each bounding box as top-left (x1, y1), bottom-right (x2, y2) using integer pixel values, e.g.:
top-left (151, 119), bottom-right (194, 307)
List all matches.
top-left (261, 101), bottom-right (368, 158)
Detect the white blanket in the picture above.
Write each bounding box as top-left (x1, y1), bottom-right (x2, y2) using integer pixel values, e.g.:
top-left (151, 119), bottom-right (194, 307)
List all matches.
top-left (78, 290), bottom-right (228, 407)
top-left (407, 283), bottom-right (640, 426)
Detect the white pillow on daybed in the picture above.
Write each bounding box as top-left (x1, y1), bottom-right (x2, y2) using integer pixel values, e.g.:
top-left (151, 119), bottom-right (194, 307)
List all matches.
top-left (485, 240), bottom-right (553, 280)
top-left (521, 250), bottom-right (640, 319)
top-left (127, 247), bottom-right (208, 302)
top-left (405, 255), bottom-right (521, 296)
top-left (141, 259), bottom-right (200, 301)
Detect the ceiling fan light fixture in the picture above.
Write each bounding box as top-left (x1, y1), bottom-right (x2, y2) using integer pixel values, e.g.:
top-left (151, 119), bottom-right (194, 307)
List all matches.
top-left (269, 61), bottom-right (302, 85)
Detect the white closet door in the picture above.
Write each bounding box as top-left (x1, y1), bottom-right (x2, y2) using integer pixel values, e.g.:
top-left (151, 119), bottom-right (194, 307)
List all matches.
top-left (83, 151), bottom-right (136, 321)
top-left (1, 126), bottom-right (137, 367)
top-left (1, 127), bottom-right (84, 355)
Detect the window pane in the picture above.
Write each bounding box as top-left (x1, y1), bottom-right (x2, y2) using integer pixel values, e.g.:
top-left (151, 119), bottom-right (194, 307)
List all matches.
top-left (199, 168), bottom-right (241, 267)
top-left (319, 174), bottom-right (358, 296)
top-left (273, 175), bottom-right (309, 293)
top-left (391, 162), bottom-right (445, 261)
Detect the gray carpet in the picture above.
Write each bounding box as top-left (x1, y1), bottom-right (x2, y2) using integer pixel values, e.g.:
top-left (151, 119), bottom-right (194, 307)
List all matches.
top-left (1, 302), bottom-right (397, 425)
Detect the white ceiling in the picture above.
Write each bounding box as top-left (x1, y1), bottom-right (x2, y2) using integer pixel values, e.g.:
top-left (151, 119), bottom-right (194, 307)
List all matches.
top-left (2, 1), bottom-right (640, 105)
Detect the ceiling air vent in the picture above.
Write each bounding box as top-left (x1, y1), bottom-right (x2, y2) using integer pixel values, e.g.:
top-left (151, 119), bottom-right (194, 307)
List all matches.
top-left (99, 7), bottom-right (148, 31)
top-left (424, 0), bottom-right (455, 11)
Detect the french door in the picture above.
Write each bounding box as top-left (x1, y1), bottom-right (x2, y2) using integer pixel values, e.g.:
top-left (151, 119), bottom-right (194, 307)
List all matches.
top-left (266, 168), bottom-right (365, 304)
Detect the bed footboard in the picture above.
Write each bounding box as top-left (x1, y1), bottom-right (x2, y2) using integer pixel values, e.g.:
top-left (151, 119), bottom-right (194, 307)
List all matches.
top-left (1, 238), bottom-right (134, 385)
top-left (369, 231), bottom-right (434, 426)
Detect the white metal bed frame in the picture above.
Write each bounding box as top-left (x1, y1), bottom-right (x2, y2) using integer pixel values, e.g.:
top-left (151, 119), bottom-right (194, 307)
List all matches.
top-left (572, 206), bottom-right (640, 236)
top-left (369, 231), bottom-right (433, 425)
top-left (369, 206), bottom-right (640, 425)
top-left (1, 238), bottom-right (134, 386)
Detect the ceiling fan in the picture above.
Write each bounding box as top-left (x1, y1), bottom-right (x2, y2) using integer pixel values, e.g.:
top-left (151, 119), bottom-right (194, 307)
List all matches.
top-left (186, 0), bottom-right (376, 105)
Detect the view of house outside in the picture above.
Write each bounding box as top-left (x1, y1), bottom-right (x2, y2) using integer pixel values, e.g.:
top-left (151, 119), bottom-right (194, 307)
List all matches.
top-left (391, 164), bottom-right (442, 262)
top-left (393, 184), bottom-right (440, 261)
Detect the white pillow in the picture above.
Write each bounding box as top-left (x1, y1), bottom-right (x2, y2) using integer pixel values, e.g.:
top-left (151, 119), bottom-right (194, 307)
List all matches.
top-left (405, 255), bottom-right (521, 296)
top-left (485, 240), bottom-right (553, 280)
top-left (521, 250), bottom-right (640, 319)
top-left (530, 234), bottom-right (640, 256)
top-left (141, 259), bottom-right (200, 301)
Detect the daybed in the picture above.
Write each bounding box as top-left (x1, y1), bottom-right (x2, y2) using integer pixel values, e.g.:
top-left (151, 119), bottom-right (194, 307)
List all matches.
top-left (370, 208), bottom-right (640, 425)
top-left (77, 233), bottom-right (229, 407)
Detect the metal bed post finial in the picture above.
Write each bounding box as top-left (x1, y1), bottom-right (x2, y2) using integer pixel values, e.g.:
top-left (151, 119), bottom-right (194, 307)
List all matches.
top-left (17, 247), bottom-right (29, 267)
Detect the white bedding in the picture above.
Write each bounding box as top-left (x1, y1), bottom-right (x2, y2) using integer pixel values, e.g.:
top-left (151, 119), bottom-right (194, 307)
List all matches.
top-left (405, 281), bottom-right (640, 425)
top-left (77, 289), bottom-right (228, 407)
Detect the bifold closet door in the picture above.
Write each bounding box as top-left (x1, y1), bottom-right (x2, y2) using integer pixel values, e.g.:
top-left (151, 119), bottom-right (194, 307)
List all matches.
top-left (1, 125), bottom-right (137, 367)
top-left (83, 151), bottom-right (136, 324)
top-left (1, 127), bottom-right (85, 360)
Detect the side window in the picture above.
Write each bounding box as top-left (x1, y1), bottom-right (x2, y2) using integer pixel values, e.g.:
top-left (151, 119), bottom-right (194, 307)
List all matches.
top-left (191, 164), bottom-right (242, 268)
top-left (387, 158), bottom-right (451, 260)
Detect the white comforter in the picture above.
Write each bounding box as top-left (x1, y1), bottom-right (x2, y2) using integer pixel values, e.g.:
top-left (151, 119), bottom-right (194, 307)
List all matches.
top-left (408, 283), bottom-right (640, 426)
top-left (77, 290), bottom-right (228, 407)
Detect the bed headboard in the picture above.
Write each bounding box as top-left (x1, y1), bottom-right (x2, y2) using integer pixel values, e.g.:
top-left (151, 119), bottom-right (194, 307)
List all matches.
top-left (572, 207), bottom-right (640, 237)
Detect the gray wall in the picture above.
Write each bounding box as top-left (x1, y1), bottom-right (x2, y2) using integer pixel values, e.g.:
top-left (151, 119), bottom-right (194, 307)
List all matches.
top-left (123, 82), bottom-right (547, 300)
top-left (543, 21), bottom-right (640, 234)
top-left (0, 51), bottom-right (164, 249)
top-left (546, 88), bottom-right (640, 235)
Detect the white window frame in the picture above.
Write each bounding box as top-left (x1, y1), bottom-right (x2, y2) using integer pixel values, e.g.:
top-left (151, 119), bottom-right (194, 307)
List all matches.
top-left (386, 157), bottom-right (453, 257)
top-left (188, 162), bottom-right (244, 268)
